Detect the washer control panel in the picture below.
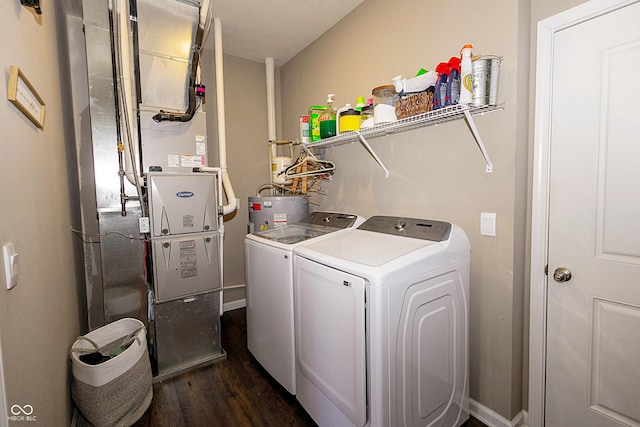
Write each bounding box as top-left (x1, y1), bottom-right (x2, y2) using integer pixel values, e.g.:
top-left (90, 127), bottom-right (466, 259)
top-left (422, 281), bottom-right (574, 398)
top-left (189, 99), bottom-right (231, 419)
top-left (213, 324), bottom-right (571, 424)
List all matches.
top-left (358, 216), bottom-right (451, 241)
top-left (299, 212), bottom-right (359, 229)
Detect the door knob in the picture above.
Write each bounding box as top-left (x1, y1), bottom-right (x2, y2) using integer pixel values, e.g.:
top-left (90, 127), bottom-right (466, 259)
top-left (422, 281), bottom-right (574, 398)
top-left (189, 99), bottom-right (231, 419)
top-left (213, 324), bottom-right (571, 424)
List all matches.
top-left (553, 267), bottom-right (572, 283)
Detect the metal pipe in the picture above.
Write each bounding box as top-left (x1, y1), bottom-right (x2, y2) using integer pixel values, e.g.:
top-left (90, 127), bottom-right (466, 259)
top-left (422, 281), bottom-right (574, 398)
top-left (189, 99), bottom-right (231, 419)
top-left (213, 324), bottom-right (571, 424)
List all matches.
top-left (129, 0), bottom-right (145, 176)
top-left (108, 2), bottom-right (128, 216)
top-left (151, 0), bottom-right (209, 123)
top-left (114, 0), bottom-right (146, 215)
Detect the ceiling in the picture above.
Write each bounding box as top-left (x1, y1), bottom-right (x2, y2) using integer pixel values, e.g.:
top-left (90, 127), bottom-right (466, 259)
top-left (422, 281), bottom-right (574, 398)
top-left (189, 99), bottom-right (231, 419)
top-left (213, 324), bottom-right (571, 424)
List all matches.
top-left (64, 0), bottom-right (364, 66)
top-left (208, 0), bottom-right (364, 65)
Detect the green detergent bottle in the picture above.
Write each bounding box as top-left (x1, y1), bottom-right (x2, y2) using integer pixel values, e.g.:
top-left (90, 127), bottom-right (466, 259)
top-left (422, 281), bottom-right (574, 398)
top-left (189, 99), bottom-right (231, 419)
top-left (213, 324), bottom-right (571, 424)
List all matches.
top-left (318, 94), bottom-right (336, 139)
top-left (308, 105), bottom-right (326, 142)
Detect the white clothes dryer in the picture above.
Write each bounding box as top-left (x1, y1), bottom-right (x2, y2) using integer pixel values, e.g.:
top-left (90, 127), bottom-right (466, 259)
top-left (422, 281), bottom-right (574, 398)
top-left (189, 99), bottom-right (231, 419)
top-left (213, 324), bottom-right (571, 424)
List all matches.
top-left (244, 212), bottom-right (366, 394)
top-left (293, 216), bottom-right (471, 427)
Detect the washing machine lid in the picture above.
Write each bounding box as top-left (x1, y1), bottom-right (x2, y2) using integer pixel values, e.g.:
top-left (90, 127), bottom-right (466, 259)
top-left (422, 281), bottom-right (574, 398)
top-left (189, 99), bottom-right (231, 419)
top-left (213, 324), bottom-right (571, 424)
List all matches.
top-left (295, 228), bottom-right (440, 267)
top-left (293, 216), bottom-right (457, 272)
top-left (247, 212), bottom-right (365, 246)
top-left (250, 223), bottom-right (341, 245)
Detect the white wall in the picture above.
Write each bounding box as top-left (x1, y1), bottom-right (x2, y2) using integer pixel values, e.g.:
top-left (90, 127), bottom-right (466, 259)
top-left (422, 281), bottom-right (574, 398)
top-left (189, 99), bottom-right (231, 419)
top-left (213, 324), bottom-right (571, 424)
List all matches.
top-left (0, 3), bottom-right (84, 425)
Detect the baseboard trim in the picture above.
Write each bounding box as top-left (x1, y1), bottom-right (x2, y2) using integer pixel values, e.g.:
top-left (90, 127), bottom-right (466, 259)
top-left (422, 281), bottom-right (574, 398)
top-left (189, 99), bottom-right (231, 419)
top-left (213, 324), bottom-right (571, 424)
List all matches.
top-left (223, 298), bottom-right (246, 312)
top-left (470, 399), bottom-right (528, 427)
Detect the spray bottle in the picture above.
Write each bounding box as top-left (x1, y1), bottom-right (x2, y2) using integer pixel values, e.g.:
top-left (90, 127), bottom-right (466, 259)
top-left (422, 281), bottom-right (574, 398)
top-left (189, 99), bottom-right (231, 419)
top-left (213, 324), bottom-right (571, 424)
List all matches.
top-left (459, 44), bottom-right (473, 105)
top-left (319, 94), bottom-right (336, 139)
top-left (433, 62), bottom-right (450, 110)
top-left (447, 56), bottom-right (461, 106)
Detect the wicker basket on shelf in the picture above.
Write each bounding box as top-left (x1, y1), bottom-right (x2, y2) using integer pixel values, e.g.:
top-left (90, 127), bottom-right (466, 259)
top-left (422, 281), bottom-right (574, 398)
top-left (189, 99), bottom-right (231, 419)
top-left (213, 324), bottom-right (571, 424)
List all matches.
top-left (394, 89), bottom-right (434, 120)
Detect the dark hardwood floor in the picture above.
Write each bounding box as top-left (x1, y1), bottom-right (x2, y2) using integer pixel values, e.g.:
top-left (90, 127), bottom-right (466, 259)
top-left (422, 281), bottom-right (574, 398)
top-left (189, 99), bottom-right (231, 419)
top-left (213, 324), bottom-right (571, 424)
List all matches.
top-left (130, 308), bottom-right (487, 427)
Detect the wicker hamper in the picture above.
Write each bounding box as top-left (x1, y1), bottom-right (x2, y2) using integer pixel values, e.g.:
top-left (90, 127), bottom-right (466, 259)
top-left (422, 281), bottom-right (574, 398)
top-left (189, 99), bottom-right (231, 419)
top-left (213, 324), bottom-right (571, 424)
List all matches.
top-left (70, 318), bottom-right (153, 427)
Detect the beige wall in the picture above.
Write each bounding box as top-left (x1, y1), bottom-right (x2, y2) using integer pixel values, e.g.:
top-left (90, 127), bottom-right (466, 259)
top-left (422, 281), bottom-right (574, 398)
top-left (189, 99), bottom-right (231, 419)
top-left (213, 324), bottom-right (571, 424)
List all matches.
top-left (0, 1), bottom-right (597, 425)
top-left (197, 0), bottom-right (598, 420)
top-left (0, 2), bottom-right (84, 425)
top-left (201, 52), bottom-right (271, 304)
top-left (279, 0), bottom-right (527, 420)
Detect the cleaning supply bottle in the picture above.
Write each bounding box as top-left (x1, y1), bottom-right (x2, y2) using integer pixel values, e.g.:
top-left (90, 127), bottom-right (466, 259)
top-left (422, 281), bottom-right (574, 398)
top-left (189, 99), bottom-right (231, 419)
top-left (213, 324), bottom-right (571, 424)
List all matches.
top-left (447, 56), bottom-right (461, 106)
top-left (459, 44), bottom-right (473, 105)
top-left (319, 94), bottom-right (336, 139)
top-left (433, 62), bottom-right (450, 110)
top-left (308, 105), bottom-right (326, 142)
top-left (360, 98), bottom-right (374, 128)
top-left (337, 104), bottom-right (361, 134)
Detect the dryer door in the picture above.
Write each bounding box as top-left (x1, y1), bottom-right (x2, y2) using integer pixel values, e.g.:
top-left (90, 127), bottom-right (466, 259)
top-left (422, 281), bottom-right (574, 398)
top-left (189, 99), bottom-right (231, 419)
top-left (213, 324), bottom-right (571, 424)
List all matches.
top-left (294, 256), bottom-right (367, 427)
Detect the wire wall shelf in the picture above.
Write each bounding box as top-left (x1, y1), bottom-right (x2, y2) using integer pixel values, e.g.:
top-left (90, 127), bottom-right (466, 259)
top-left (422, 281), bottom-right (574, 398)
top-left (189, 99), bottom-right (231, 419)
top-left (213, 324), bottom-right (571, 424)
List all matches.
top-left (303, 103), bottom-right (504, 176)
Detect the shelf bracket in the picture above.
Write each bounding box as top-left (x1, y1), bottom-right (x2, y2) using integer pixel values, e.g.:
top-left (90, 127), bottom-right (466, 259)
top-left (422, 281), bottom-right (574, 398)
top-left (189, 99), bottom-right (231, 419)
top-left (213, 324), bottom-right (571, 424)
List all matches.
top-left (357, 132), bottom-right (390, 178)
top-left (463, 109), bottom-right (494, 173)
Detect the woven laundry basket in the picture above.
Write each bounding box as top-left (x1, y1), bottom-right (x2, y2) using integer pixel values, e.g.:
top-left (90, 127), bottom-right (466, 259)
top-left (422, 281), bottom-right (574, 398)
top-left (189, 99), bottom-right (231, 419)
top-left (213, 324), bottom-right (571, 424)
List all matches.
top-left (70, 318), bottom-right (153, 427)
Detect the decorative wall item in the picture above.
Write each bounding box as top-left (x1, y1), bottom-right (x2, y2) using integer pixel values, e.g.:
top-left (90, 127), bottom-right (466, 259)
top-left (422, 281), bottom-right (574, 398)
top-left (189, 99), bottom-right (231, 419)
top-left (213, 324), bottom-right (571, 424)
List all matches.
top-left (7, 65), bottom-right (46, 129)
top-left (20, 0), bottom-right (41, 14)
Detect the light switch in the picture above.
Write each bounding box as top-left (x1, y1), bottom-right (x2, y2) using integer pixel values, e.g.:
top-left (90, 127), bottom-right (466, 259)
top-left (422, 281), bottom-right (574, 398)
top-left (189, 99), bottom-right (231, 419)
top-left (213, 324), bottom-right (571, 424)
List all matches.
top-left (480, 212), bottom-right (497, 237)
top-left (3, 242), bottom-right (19, 290)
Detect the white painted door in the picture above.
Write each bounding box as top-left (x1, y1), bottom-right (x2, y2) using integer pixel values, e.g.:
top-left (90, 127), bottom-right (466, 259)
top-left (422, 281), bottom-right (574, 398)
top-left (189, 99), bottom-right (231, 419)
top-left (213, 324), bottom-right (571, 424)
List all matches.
top-left (545, 2), bottom-right (640, 426)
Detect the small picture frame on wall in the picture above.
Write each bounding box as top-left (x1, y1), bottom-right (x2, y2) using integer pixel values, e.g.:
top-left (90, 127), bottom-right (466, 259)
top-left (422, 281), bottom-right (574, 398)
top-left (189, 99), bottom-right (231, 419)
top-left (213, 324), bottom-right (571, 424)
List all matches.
top-left (7, 65), bottom-right (46, 129)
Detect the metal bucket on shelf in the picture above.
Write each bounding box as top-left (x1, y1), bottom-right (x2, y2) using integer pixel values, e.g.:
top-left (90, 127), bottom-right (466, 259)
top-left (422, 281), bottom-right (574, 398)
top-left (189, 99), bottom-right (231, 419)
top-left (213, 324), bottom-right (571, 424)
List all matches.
top-left (472, 55), bottom-right (502, 106)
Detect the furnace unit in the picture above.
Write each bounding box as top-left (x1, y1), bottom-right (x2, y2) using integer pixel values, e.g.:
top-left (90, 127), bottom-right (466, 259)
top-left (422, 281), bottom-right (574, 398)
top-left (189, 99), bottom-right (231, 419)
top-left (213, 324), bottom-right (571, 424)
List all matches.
top-left (147, 172), bottom-right (225, 379)
top-left (74, 0), bottom-right (233, 382)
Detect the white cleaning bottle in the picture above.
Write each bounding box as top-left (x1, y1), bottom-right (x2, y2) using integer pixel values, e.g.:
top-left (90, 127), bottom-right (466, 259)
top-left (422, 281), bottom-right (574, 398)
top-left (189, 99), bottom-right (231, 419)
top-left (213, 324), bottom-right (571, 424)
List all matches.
top-left (459, 44), bottom-right (473, 106)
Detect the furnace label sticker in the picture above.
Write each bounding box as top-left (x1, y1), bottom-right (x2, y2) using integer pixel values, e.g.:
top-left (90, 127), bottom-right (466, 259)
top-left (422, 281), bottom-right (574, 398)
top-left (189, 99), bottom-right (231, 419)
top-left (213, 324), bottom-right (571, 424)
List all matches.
top-left (183, 215), bottom-right (194, 228)
top-left (181, 154), bottom-right (205, 167)
top-left (195, 135), bottom-right (206, 156)
top-left (179, 240), bottom-right (197, 278)
top-left (167, 154), bottom-right (180, 168)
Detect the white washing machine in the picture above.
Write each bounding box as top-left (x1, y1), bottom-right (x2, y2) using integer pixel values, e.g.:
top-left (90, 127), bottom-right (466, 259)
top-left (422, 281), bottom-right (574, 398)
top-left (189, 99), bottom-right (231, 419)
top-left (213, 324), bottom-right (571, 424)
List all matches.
top-left (244, 212), bottom-right (366, 394)
top-left (293, 216), bottom-right (471, 427)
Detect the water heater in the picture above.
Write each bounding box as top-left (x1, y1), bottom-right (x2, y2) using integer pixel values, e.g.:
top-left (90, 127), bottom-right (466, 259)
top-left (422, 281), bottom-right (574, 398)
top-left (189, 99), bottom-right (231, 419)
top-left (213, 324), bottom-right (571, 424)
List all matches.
top-left (248, 195), bottom-right (309, 233)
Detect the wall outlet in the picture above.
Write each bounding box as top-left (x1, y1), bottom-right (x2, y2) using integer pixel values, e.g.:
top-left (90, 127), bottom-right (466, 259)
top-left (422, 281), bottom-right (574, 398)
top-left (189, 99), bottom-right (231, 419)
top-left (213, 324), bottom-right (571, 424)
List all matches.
top-left (139, 217), bottom-right (150, 234)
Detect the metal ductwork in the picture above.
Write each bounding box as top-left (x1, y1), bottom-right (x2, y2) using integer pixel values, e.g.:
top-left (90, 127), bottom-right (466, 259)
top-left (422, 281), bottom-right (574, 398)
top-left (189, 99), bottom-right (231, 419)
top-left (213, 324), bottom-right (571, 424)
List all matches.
top-left (78, 0), bottom-right (229, 379)
top-left (80, 0), bottom-right (206, 324)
